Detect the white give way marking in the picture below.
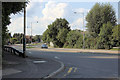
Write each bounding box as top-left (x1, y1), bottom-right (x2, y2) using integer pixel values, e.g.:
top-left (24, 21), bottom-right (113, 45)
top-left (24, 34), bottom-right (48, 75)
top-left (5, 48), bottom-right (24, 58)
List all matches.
top-left (54, 56), bottom-right (60, 59)
top-left (33, 61), bottom-right (47, 64)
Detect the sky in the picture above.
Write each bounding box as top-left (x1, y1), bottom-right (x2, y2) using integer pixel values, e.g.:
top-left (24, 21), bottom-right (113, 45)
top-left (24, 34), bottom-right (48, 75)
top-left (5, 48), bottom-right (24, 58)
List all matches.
top-left (7, 0), bottom-right (119, 36)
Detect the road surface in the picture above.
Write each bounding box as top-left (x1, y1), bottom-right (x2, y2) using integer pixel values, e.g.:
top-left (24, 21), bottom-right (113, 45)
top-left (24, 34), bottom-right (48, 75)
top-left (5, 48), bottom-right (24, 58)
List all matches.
top-left (25, 47), bottom-right (118, 78)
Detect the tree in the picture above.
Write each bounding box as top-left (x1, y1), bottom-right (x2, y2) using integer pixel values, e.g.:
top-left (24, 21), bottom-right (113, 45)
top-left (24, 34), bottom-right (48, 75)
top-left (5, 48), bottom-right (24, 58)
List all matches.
top-left (96, 22), bottom-right (113, 49)
top-left (12, 33), bottom-right (23, 44)
top-left (111, 25), bottom-right (120, 47)
top-left (42, 29), bottom-right (50, 43)
top-left (42, 18), bottom-right (70, 47)
top-left (2, 2), bottom-right (27, 45)
top-left (10, 38), bottom-right (17, 44)
top-left (86, 3), bottom-right (117, 38)
top-left (33, 35), bottom-right (42, 42)
top-left (64, 30), bottom-right (83, 48)
top-left (84, 34), bottom-right (97, 49)
top-left (57, 28), bottom-right (69, 45)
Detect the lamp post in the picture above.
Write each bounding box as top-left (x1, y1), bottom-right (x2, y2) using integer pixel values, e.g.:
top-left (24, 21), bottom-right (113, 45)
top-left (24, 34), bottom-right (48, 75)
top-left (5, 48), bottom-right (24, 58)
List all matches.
top-left (23, 2), bottom-right (26, 58)
top-left (29, 21), bottom-right (38, 43)
top-left (74, 12), bottom-right (85, 49)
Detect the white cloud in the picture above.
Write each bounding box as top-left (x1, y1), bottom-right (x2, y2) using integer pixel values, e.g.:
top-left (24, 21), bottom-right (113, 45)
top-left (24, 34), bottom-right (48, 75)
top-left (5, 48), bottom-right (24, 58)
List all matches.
top-left (70, 18), bottom-right (83, 30)
top-left (74, 8), bottom-right (90, 13)
top-left (31, 1), bottom-right (69, 35)
top-left (42, 1), bottom-right (68, 21)
top-left (7, 17), bottom-right (24, 36)
top-left (8, 1), bottom-right (90, 35)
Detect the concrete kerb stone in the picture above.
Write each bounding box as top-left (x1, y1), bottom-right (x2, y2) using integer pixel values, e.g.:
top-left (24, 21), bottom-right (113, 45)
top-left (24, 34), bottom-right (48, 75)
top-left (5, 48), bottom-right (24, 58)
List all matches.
top-left (44, 60), bottom-right (65, 78)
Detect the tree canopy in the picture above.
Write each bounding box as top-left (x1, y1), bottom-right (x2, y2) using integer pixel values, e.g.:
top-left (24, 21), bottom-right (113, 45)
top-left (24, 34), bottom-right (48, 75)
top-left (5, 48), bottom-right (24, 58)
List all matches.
top-left (2, 2), bottom-right (27, 45)
top-left (42, 18), bottom-right (71, 47)
top-left (64, 30), bottom-right (83, 48)
top-left (111, 25), bottom-right (120, 47)
top-left (96, 22), bottom-right (113, 49)
top-left (86, 3), bottom-right (117, 38)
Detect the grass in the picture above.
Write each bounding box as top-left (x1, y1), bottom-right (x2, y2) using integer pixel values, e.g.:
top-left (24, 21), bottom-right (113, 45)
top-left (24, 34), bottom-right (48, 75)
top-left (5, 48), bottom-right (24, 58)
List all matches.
top-left (26, 46), bottom-right (35, 48)
top-left (27, 43), bottom-right (43, 46)
top-left (110, 48), bottom-right (120, 51)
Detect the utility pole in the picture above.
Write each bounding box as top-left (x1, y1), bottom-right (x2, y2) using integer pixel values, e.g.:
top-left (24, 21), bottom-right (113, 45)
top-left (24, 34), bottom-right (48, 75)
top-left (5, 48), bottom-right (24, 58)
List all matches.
top-left (29, 21), bottom-right (38, 44)
top-left (23, 2), bottom-right (26, 58)
top-left (31, 22), bottom-right (32, 43)
top-left (82, 13), bottom-right (85, 49)
top-left (74, 12), bottom-right (85, 49)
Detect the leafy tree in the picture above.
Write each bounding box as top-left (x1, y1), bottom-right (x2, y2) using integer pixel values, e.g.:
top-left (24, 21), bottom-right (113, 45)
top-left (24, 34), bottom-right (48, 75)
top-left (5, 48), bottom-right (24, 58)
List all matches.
top-left (84, 34), bottom-right (97, 49)
top-left (86, 3), bottom-right (116, 38)
top-left (64, 30), bottom-right (83, 48)
top-left (96, 22), bottom-right (113, 49)
top-left (42, 18), bottom-right (70, 47)
top-left (2, 2), bottom-right (27, 45)
top-left (12, 33), bottom-right (23, 44)
top-left (57, 28), bottom-right (69, 44)
top-left (42, 29), bottom-right (50, 43)
top-left (111, 25), bottom-right (120, 47)
top-left (33, 35), bottom-right (42, 42)
top-left (10, 38), bottom-right (17, 44)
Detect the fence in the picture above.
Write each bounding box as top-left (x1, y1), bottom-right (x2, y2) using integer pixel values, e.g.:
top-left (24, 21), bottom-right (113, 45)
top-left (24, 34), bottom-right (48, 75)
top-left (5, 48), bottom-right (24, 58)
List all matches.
top-left (3, 46), bottom-right (24, 58)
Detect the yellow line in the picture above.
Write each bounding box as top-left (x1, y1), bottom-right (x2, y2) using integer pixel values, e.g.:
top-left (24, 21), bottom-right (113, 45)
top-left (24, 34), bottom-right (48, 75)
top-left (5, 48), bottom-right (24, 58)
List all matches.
top-left (64, 74), bottom-right (67, 77)
top-left (74, 68), bottom-right (77, 72)
top-left (67, 67), bottom-right (73, 74)
top-left (63, 67), bottom-right (73, 77)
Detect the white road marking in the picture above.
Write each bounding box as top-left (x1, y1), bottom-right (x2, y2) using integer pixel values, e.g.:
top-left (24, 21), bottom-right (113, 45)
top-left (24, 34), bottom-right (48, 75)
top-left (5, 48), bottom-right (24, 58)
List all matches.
top-left (33, 61), bottom-right (47, 64)
top-left (54, 56), bottom-right (60, 59)
top-left (3, 68), bottom-right (22, 76)
top-left (29, 52), bottom-right (31, 53)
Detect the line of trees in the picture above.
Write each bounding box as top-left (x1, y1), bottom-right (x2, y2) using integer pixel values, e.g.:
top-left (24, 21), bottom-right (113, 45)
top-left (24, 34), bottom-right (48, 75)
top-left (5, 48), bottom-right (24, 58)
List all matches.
top-left (42, 3), bottom-right (120, 49)
top-left (8, 33), bottom-right (42, 44)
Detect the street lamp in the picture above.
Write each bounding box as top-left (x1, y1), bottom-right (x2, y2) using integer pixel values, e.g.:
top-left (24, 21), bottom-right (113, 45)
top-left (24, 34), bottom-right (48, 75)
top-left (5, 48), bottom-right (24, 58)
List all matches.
top-left (74, 12), bottom-right (85, 49)
top-left (29, 21), bottom-right (38, 43)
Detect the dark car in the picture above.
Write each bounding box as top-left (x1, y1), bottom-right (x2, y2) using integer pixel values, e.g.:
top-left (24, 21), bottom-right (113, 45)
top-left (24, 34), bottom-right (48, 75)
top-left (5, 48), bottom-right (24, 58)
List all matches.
top-left (41, 44), bottom-right (48, 49)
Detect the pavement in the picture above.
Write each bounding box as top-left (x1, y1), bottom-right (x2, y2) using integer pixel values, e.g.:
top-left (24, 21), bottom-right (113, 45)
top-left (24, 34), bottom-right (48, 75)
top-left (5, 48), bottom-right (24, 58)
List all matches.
top-left (2, 51), bottom-right (63, 79)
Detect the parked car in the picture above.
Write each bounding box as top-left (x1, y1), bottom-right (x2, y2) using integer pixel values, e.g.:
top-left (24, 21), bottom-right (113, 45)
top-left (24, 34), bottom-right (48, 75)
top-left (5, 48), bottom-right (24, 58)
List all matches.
top-left (41, 44), bottom-right (48, 49)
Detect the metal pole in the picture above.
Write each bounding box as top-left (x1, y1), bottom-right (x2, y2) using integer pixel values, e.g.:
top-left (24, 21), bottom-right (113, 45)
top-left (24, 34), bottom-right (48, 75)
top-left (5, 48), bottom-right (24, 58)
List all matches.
top-left (74, 12), bottom-right (85, 49)
top-left (23, 2), bottom-right (26, 58)
top-left (31, 22), bottom-right (32, 43)
top-left (82, 13), bottom-right (85, 49)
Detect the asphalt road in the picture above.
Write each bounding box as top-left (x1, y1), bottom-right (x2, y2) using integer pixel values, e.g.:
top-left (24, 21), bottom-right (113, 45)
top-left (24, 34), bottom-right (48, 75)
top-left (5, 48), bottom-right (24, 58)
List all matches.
top-left (26, 48), bottom-right (118, 78)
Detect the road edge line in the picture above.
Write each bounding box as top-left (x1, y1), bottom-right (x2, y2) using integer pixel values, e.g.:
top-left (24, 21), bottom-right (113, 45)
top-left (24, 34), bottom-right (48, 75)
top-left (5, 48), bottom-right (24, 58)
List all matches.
top-left (43, 60), bottom-right (64, 78)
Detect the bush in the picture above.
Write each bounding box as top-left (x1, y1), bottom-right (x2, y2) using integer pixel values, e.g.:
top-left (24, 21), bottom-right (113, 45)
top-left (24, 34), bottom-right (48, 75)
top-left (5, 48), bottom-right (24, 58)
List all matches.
top-left (15, 41), bottom-right (20, 44)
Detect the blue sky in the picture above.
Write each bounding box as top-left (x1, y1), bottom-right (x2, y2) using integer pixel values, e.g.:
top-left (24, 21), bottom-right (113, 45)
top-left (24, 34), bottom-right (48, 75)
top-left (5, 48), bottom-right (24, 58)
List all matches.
top-left (7, 0), bottom-right (119, 36)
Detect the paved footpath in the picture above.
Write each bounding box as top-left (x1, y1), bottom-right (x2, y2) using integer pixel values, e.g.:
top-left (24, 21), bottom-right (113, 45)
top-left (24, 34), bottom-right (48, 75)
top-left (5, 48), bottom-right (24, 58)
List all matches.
top-left (2, 51), bottom-right (62, 78)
